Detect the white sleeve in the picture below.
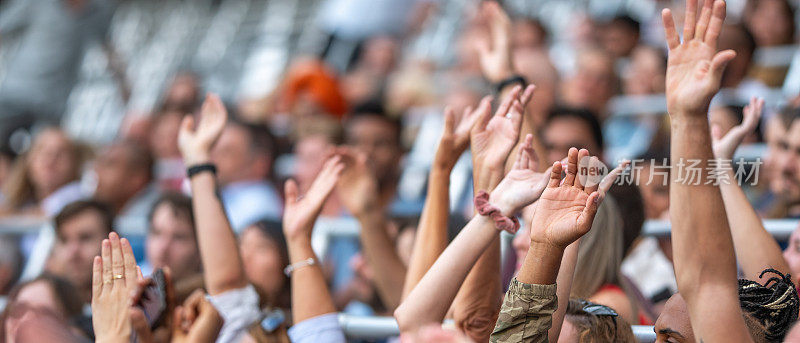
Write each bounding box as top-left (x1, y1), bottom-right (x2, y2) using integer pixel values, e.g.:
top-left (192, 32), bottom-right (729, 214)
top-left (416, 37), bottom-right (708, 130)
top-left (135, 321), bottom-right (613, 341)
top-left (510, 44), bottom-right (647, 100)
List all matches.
top-left (207, 284), bottom-right (262, 343)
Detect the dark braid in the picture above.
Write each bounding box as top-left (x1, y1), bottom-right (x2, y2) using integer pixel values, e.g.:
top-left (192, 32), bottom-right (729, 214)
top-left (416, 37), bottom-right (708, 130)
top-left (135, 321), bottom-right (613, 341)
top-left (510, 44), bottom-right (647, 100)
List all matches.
top-left (738, 268), bottom-right (799, 342)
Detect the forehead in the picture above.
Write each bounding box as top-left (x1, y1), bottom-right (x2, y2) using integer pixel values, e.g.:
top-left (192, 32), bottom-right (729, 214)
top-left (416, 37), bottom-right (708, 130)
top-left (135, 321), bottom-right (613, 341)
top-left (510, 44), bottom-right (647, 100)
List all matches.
top-left (59, 210), bottom-right (106, 236)
top-left (544, 117), bottom-right (596, 146)
top-left (655, 294), bottom-right (692, 338)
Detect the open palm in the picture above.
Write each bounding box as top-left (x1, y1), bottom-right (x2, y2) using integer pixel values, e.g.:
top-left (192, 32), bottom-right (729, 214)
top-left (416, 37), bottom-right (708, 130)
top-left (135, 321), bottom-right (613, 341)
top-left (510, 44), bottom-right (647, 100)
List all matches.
top-left (712, 97), bottom-right (763, 160)
top-left (178, 93), bottom-right (228, 165)
top-left (470, 86), bottom-right (529, 171)
top-left (663, 0), bottom-right (735, 115)
top-left (336, 148), bottom-right (380, 217)
top-left (283, 155), bottom-right (344, 240)
top-left (529, 148), bottom-right (601, 249)
top-left (434, 97), bottom-right (490, 170)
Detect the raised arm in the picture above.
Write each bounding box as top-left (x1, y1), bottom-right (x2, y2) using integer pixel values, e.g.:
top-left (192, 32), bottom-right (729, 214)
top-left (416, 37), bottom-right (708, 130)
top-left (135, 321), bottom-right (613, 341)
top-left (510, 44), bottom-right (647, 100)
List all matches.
top-left (402, 101), bottom-right (486, 300)
top-left (542, 159), bottom-right (630, 342)
top-left (282, 156), bottom-right (344, 323)
top-left (491, 148), bottom-right (604, 342)
top-left (712, 97), bottom-right (790, 281)
top-left (662, 1), bottom-right (752, 341)
top-left (178, 94), bottom-right (247, 295)
top-left (453, 86), bottom-right (534, 342)
top-left (395, 133), bottom-right (550, 335)
top-left (336, 148), bottom-right (406, 310)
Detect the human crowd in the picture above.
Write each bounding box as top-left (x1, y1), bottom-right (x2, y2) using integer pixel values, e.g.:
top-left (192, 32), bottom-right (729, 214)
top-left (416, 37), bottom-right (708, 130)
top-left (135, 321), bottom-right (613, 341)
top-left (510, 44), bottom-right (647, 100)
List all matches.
top-left (2, 0), bottom-right (800, 342)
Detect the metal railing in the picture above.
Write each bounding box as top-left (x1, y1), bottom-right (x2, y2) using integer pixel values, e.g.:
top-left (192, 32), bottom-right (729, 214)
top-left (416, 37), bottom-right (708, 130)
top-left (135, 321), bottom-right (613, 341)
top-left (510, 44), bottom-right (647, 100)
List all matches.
top-left (337, 314), bottom-right (657, 342)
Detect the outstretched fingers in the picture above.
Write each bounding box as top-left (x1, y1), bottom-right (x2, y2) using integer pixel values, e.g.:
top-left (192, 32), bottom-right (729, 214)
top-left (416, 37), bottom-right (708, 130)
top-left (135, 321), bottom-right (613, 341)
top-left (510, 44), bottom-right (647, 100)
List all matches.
top-left (683, 0), bottom-right (698, 41)
top-left (694, 0), bottom-right (713, 43)
top-left (704, 0), bottom-right (727, 46)
top-left (573, 149), bottom-right (590, 190)
top-left (92, 256), bottom-right (102, 298)
top-left (576, 192), bottom-right (602, 233)
top-left (548, 161), bottom-right (563, 188)
top-left (494, 85), bottom-right (522, 118)
top-left (284, 179), bottom-right (300, 205)
top-left (563, 148), bottom-right (579, 187)
top-left (662, 9), bottom-right (680, 49)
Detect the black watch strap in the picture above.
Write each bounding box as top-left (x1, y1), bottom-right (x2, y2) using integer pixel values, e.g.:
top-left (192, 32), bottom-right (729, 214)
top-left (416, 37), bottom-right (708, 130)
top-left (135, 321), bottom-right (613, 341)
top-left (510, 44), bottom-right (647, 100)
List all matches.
top-left (186, 163), bottom-right (217, 178)
top-left (494, 75), bottom-right (527, 94)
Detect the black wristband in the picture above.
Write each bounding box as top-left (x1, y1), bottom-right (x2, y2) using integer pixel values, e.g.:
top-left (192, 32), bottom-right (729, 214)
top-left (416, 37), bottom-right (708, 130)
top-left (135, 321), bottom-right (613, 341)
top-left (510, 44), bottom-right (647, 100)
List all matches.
top-left (494, 75), bottom-right (527, 94)
top-left (186, 163), bottom-right (217, 178)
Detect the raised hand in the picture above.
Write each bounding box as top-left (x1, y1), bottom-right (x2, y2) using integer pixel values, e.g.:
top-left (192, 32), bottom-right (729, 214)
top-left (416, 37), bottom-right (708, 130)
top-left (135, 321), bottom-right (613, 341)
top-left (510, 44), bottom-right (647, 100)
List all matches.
top-left (91, 232), bottom-right (141, 343)
top-left (662, 0), bottom-right (735, 115)
top-left (336, 148), bottom-right (380, 217)
top-left (488, 134), bottom-right (550, 216)
top-left (476, 1), bottom-right (514, 83)
top-left (529, 148), bottom-right (602, 249)
top-left (434, 98), bottom-right (489, 170)
top-left (470, 85), bottom-right (535, 177)
top-left (284, 155), bottom-right (345, 241)
top-left (712, 97), bottom-right (763, 160)
top-left (178, 93), bottom-right (228, 165)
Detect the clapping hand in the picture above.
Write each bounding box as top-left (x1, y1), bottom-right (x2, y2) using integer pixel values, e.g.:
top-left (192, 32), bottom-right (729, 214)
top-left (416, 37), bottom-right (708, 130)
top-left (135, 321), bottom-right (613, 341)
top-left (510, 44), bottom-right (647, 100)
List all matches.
top-left (284, 155), bottom-right (345, 241)
top-left (434, 98), bottom-right (490, 171)
top-left (662, 0), bottom-right (735, 115)
top-left (91, 232), bottom-right (142, 343)
top-left (712, 97), bottom-right (763, 160)
top-left (178, 93), bottom-right (228, 166)
top-left (336, 148), bottom-right (380, 217)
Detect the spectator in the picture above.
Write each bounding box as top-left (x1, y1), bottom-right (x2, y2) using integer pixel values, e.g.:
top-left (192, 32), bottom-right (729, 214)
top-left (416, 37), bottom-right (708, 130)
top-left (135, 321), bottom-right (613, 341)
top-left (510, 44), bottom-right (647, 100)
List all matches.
top-left (45, 199), bottom-right (113, 302)
top-left (143, 192), bottom-right (203, 302)
top-left (160, 71), bottom-right (202, 114)
top-left (540, 107), bottom-right (604, 164)
top-left (1, 274), bottom-right (86, 342)
top-left (211, 119), bottom-right (282, 231)
top-left (0, 128), bottom-right (85, 217)
top-left (92, 140), bottom-right (158, 229)
top-left (622, 45), bottom-right (666, 95)
top-left (743, 0), bottom-right (795, 48)
top-left (600, 15), bottom-right (641, 59)
top-left (239, 220), bottom-right (292, 313)
top-left (149, 109), bottom-right (187, 191)
top-left (559, 48), bottom-right (617, 117)
top-left (765, 107), bottom-right (800, 218)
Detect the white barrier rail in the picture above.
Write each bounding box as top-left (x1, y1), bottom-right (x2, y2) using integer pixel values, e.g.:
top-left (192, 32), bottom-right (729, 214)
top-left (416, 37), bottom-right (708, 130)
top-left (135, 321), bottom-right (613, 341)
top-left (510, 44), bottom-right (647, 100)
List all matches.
top-left (337, 314), bottom-right (657, 342)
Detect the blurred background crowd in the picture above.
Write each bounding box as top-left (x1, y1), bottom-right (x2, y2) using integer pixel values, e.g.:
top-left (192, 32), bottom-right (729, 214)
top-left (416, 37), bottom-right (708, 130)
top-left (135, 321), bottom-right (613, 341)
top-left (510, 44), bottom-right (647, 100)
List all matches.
top-left (0, 0), bottom-right (799, 340)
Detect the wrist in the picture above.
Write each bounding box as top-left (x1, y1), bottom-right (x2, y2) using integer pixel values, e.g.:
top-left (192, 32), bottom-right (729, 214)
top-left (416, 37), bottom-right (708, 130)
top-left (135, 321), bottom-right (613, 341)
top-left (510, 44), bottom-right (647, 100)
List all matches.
top-left (518, 242), bottom-right (564, 285)
top-left (183, 153), bottom-right (211, 167)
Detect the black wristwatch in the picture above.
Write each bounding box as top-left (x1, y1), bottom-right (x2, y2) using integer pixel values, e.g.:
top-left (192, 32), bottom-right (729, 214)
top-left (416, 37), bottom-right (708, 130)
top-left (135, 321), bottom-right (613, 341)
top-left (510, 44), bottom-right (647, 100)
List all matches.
top-left (494, 75), bottom-right (527, 94)
top-left (186, 163), bottom-right (217, 178)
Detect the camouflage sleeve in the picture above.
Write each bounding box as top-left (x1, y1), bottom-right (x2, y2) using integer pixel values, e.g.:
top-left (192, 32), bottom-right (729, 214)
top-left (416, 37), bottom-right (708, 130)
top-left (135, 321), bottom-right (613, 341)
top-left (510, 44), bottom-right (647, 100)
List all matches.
top-left (490, 278), bottom-right (558, 343)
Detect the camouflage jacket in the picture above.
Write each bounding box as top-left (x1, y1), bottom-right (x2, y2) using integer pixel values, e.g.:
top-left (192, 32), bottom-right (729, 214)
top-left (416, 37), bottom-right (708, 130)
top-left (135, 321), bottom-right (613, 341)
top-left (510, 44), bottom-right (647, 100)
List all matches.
top-left (490, 278), bottom-right (558, 343)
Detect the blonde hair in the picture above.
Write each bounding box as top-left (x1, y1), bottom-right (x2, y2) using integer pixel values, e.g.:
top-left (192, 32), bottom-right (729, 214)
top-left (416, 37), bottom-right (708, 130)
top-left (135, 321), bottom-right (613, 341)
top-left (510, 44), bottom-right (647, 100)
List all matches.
top-left (1, 128), bottom-right (82, 211)
top-left (571, 195), bottom-right (625, 299)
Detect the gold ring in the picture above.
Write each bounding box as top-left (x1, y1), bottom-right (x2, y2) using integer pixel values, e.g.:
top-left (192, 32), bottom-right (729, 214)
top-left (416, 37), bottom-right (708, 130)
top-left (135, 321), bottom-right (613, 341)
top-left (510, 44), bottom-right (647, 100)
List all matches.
top-left (112, 274), bottom-right (125, 280)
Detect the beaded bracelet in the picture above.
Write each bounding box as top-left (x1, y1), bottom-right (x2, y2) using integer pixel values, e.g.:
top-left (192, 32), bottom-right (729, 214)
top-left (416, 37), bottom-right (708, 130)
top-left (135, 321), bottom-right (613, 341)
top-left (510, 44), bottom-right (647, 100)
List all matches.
top-left (474, 191), bottom-right (520, 234)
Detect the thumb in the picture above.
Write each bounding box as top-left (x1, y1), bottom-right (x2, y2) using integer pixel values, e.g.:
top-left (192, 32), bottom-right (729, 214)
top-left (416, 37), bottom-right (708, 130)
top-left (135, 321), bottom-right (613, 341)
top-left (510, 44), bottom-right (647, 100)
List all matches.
top-left (180, 116), bottom-right (195, 135)
top-left (285, 179), bottom-right (299, 204)
top-left (710, 123), bottom-right (724, 141)
top-left (443, 107), bottom-right (455, 135)
top-left (710, 49), bottom-right (736, 83)
top-left (576, 192), bottom-right (602, 234)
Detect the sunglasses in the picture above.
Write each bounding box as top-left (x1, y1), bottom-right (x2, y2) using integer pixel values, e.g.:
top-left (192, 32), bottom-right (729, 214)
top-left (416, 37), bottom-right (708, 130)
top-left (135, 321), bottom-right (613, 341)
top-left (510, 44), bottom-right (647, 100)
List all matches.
top-left (578, 299), bottom-right (619, 317)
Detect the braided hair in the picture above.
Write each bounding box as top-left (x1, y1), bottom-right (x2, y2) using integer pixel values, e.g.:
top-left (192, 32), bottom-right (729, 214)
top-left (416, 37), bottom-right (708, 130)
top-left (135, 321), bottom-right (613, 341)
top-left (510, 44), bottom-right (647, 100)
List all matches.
top-left (738, 268), bottom-right (799, 342)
